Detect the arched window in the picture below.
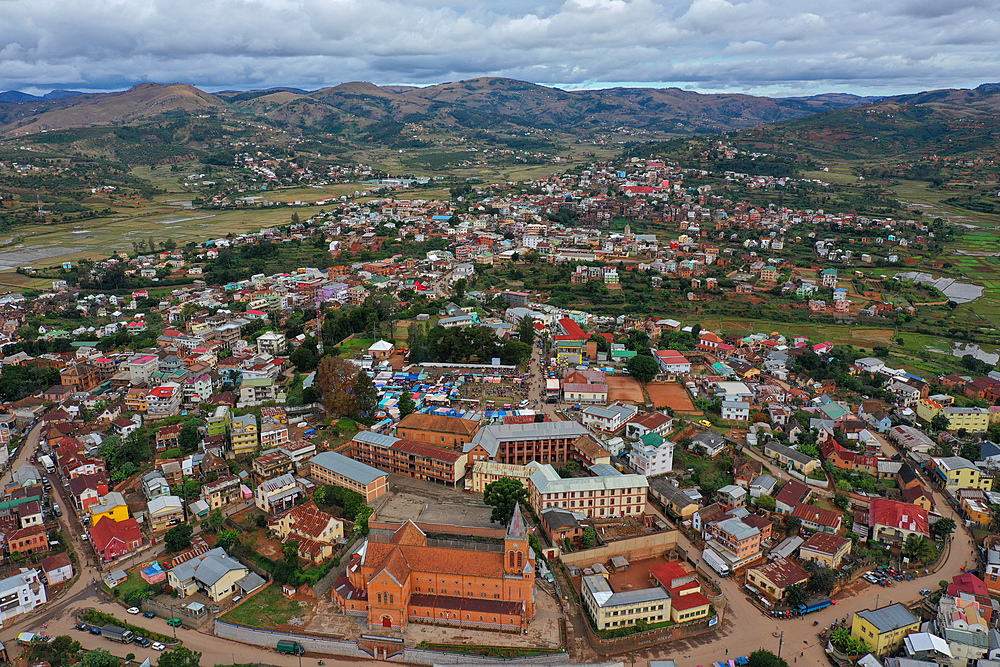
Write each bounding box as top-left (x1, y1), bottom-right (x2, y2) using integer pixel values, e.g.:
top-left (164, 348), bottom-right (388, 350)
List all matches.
top-left (509, 551), bottom-right (515, 568)
top-left (516, 551), bottom-right (523, 570)
top-left (390, 594), bottom-right (394, 604)
top-left (377, 593), bottom-right (382, 603)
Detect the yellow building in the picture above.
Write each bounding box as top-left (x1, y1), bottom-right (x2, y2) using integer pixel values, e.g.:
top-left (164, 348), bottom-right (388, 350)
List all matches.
top-left (468, 460), bottom-right (539, 494)
top-left (961, 496), bottom-right (992, 527)
top-left (230, 414), bottom-right (258, 456)
top-left (943, 407), bottom-right (990, 433)
top-left (932, 456), bottom-right (992, 492)
top-left (88, 492), bottom-right (129, 525)
top-left (916, 398), bottom-right (943, 423)
top-left (851, 604), bottom-right (921, 657)
top-left (124, 386), bottom-right (148, 413)
top-left (581, 575), bottom-right (671, 630)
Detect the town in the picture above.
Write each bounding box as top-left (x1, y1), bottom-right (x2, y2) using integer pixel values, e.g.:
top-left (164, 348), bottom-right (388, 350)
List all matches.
top-left (0, 149), bottom-right (998, 667)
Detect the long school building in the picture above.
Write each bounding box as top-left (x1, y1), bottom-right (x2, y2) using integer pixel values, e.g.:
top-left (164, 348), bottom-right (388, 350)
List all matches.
top-left (308, 451), bottom-right (389, 503)
top-left (352, 431), bottom-right (467, 486)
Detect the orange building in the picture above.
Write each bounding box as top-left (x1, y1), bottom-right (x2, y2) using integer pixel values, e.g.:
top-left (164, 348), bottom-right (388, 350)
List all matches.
top-left (394, 413), bottom-right (480, 450)
top-left (336, 506), bottom-right (535, 632)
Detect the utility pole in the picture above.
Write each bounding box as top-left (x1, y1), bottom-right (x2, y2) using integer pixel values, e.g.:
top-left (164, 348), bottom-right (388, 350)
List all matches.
top-left (777, 629), bottom-right (784, 658)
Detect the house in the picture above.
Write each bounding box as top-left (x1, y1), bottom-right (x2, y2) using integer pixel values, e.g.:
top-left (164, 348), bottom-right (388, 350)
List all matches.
top-left (539, 507), bottom-right (584, 546)
top-left (0, 569), bottom-right (47, 624)
top-left (142, 471), bottom-right (170, 500)
top-left (799, 532), bottom-right (852, 569)
top-left (368, 340), bottom-right (395, 360)
top-left (721, 400), bottom-right (751, 422)
top-left (629, 434), bottom-right (675, 477)
top-left (930, 456), bottom-right (992, 493)
top-left (201, 475), bottom-right (242, 509)
top-left (147, 495), bottom-right (184, 533)
top-left (268, 501), bottom-right (343, 563)
top-left (581, 403), bottom-right (639, 434)
top-left (8, 525), bottom-right (49, 555)
top-left (230, 414), bottom-right (258, 456)
top-left (746, 557), bottom-right (809, 600)
top-left (851, 603), bottom-right (921, 657)
top-left (763, 441), bottom-right (820, 475)
top-left (690, 431), bottom-right (728, 458)
top-left (749, 474), bottom-right (778, 499)
top-left (253, 449), bottom-right (295, 482)
top-left (167, 547), bottom-right (250, 602)
top-left (40, 551), bottom-right (74, 586)
top-left (791, 503), bottom-right (842, 534)
top-left (88, 491), bottom-right (129, 525)
top-left (256, 331), bottom-right (287, 356)
top-left (90, 516), bottom-right (143, 562)
top-left (255, 473), bottom-right (303, 513)
top-left (774, 480), bottom-right (811, 515)
top-left (624, 411), bottom-right (673, 440)
top-left (868, 498), bottom-right (929, 543)
top-left (647, 479), bottom-right (700, 521)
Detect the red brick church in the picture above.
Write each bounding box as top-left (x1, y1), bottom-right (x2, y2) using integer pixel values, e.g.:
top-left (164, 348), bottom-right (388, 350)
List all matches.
top-left (335, 505), bottom-right (536, 632)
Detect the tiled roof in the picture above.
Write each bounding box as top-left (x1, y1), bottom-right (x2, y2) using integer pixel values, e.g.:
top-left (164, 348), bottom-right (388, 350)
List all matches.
top-left (774, 480), bottom-right (810, 507)
top-left (800, 531), bottom-right (851, 556)
top-left (869, 498), bottom-right (929, 536)
top-left (750, 557), bottom-right (809, 590)
top-left (396, 413), bottom-right (479, 436)
top-left (791, 503), bottom-right (841, 528)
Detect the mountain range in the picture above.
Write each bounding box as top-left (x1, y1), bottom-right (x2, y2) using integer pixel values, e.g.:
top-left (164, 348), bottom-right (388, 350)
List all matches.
top-left (0, 78), bottom-right (876, 140)
top-left (1, 78), bottom-right (998, 164)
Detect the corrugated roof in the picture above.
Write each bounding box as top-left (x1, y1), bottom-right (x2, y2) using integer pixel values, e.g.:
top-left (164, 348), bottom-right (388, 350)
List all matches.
top-left (310, 451), bottom-right (387, 485)
top-left (466, 421), bottom-right (589, 457)
top-left (857, 603), bottom-right (919, 633)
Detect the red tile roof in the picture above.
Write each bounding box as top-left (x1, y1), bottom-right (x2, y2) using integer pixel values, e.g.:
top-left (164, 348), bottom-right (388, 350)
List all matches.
top-left (869, 498), bottom-right (929, 537)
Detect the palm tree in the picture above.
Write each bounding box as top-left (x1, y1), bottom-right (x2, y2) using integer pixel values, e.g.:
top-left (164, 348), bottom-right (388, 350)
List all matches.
top-left (903, 535), bottom-right (936, 565)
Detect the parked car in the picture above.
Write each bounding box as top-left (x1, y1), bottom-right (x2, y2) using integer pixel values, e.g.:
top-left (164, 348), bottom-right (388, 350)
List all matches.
top-left (920, 588), bottom-right (932, 596)
top-left (232, 595), bottom-right (243, 603)
top-left (76, 622), bottom-right (90, 632)
top-left (89, 626), bottom-right (102, 636)
top-left (152, 643), bottom-right (165, 651)
top-left (167, 618), bottom-right (182, 627)
top-left (127, 607), bottom-right (140, 615)
top-left (143, 611), bottom-right (156, 619)
top-left (135, 637), bottom-right (151, 648)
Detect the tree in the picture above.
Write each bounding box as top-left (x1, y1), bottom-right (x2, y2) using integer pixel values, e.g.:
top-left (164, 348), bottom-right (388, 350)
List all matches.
top-left (204, 509), bottom-right (225, 533)
top-left (960, 441), bottom-right (982, 462)
top-left (902, 534), bottom-right (936, 564)
top-left (747, 650), bottom-right (788, 667)
top-left (785, 582), bottom-right (809, 607)
top-left (805, 563), bottom-right (837, 595)
top-left (316, 355), bottom-right (359, 417)
top-left (756, 493), bottom-right (776, 512)
top-left (164, 523), bottom-right (193, 552)
top-left (872, 345), bottom-right (889, 357)
top-left (352, 370), bottom-right (379, 422)
top-left (930, 517), bottom-right (956, 541)
top-left (157, 647), bottom-right (202, 667)
top-left (786, 516), bottom-right (802, 534)
top-left (398, 390), bottom-right (416, 418)
top-left (581, 526), bottom-right (597, 548)
top-left (833, 493), bottom-right (851, 511)
top-left (518, 316), bottom-right (536, 345)
top-left (84, 650), bottom-right (118, 667)
top-left (931, 413), bottom-right (950, 432)
top-left (178, 421), bottom-right (200, 454)
top-left (625, 354), bottom-right (660, 383)
top-left (290, 212), bottom-right (300, 225)
top-left (216, 529), bottom-right (240, 550)
top-left (452, 278), bottom-right (467, 300)
top-left (589, 333), bottom-right (610, 353)
top-left (484, 478), bottom-right (528, 525)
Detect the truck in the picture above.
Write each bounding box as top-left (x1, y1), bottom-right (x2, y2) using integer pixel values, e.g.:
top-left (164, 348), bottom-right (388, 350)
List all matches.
top-left (101, 625), bottom-right (135, 644)
top-left (796, 596), bottom-right (833, 616)
top-left (701, 547), bottom-right (730, 577)
top-left (276, 641), bottom-right (304, 655)
top-left (39, 455), bottom-right (55, 474)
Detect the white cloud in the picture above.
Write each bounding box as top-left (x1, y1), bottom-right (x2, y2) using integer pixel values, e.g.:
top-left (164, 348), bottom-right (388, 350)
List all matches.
top-left (0, 0), bottom-right (998, 95)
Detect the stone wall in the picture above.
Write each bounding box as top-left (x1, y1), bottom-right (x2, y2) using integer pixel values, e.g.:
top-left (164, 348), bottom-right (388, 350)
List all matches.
top-left (558, 530), bottom-right (678, 568)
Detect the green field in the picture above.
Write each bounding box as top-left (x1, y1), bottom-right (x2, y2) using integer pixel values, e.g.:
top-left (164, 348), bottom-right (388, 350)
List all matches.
top-left (220, 584), bottom-right (313, 627)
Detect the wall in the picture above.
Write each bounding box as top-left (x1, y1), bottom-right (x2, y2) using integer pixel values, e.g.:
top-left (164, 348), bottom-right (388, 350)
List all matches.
top-left (559, 530), bottom-right (678, 568)
top-left (214, 621), bottom-right (571, 665)
top-left (787, 468), bottom-right (830, 488)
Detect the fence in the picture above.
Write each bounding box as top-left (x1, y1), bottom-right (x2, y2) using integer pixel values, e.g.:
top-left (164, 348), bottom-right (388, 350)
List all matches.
top-left (581, 607), bottom-right (723, 657)
top-left (214, 620), bottom-right (571, 665)
top-left (787, 467), bottom-right (830, 488)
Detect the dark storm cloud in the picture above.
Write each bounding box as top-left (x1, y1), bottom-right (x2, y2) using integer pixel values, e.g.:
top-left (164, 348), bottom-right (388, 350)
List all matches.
top-left (1, 0), bottom-right (999, 95)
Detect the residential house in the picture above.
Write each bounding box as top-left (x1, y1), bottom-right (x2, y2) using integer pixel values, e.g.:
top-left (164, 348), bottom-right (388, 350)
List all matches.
top-left (147, 495), bottom-right (184, 533)
top-left (746, 558), bottom-right (809, 601)
top-left (851, 603), bottom-right (921, 657)
top-left (254, 473), bottom-right (303, 513)
top-left (167, 547), bottom-right (250, 602)
top-left (90, 516), bottom-right (143, 562)
top-left (774, 480), bottom-right (811, 515)
top-left (799, 532), bottom-right (852, 568)
top-left (268, 501), bottom-right (343, 564)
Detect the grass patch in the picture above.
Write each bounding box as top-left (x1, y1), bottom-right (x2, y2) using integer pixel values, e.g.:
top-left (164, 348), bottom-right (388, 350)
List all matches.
top-left (220, 584), bottom-right (313, 627)
top-left (104, 571), bottom-right (147, 600)
top-left (342, 338), bottom-right (374, 349)
top-left (416, 643), bottom-right (559, 658)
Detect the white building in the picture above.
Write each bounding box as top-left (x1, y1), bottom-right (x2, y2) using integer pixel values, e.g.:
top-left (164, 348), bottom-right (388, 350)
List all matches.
top-left (256, 331), bottom-right (287, 356)
top-left (581, 403), bottom-right (638, 433)
top-left (721, 400), bottom-right (751, 421)
top-left (629, 434), bottom-right (675, 477)
top-left (0, 569), bottom-right (47, 624)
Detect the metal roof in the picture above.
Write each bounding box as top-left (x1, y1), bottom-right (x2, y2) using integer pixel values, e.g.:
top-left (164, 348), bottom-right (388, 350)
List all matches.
top-left (310, 451), bottom-right (388, 485)
top-left (466, 420), bottom-right (589, 457)
top-left (530, 464), bottom-right (647, 496)
top-left (857, 603), bottom-right (919, 633)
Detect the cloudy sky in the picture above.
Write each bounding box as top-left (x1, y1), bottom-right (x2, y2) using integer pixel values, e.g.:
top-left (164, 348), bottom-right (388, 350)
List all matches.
top-left (2, 0), bottom-right (999, 97)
